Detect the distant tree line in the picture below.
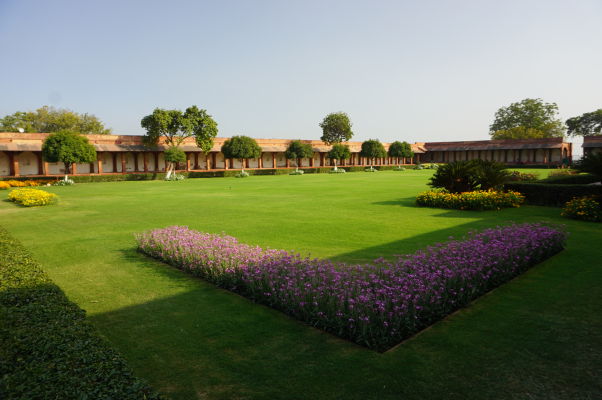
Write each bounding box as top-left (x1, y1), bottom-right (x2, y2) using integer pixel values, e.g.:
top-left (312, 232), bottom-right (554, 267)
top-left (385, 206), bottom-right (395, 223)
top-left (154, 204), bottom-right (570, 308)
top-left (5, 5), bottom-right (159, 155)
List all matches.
top-left (1, 106), bottom-right (111, 135)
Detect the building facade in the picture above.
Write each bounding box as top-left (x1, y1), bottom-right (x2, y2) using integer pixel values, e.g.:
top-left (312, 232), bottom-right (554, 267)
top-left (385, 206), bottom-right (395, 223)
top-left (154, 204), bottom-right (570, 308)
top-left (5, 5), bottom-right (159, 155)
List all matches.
top-left (0, 132), bottom-right (572, 177)
top-left (583, 136), bottom-right (602, 156)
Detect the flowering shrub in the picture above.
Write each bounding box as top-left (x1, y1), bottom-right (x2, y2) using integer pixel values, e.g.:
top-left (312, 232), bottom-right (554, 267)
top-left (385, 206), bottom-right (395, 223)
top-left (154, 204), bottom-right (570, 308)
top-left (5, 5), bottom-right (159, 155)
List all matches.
top-left (289, 170), bottom-right (304, 175)
top-left (235, 171), bottom-right (249, 178)
top-left (393, 166), bottom-right (406, 171)
top-left (8, 188), bottom-right (58, 207)
top-left (561, 196), bottom-right (601, 222)
top-left (53, 178), bottom-right (75, 186)
top-left (0, 181), bottom-right (10, 190)
top-left (365, 167), bottom-right (377, 172)
top-left (329, 168), bottom-right (346, 174)
top-left (507, 171), bottom-right (538, 182)
top-left (2, 179), bottom-right (54, 188)
top-left (416, 189), bottom-right (525, 210)
top-left (136, 223), bottom-right (566, 351)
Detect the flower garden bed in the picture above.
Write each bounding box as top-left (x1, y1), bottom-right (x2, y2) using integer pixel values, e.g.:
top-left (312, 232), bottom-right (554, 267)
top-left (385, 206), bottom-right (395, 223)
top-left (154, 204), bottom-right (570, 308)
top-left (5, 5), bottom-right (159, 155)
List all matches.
top-left (416, 189), bottom-right (525, 210)
top-left (7, 188), bottom-right (58, 207)
top-left (136, 223), bottom-right (566, 351)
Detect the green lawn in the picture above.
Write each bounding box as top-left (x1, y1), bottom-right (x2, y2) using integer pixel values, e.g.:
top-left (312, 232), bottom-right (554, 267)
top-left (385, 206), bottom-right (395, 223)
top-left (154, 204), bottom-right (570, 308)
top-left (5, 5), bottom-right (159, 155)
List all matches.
top-left (1, 170), bottom-right (600, 399)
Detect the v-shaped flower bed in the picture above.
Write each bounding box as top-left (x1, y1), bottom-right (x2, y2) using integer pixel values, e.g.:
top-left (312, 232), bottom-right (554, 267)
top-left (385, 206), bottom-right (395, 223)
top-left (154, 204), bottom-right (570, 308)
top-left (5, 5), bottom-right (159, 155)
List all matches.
top-left (136, 223), bottom-right (566, 351)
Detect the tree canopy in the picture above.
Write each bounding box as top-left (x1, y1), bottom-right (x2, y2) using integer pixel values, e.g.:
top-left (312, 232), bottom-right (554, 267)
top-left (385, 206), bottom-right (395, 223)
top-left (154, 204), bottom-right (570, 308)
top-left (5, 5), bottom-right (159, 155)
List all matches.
top-left (164, 146), bottom-right (187, 164)
top-left (327, 143), bottom-right (351, 162)
top-left (566, 109), bottom-right (602, 137)
top-left (489, 98), bottom-right (565, 139)
top-left (141, 106), bottom-right (218, 149)
top-left (360, 139), bottom-right (386, 163)
top-left (319, 112), bottom-right (353, 145)
top-left (221, 136), bottom-right (262, 170)
top-left (0, 106), bottom-right (111, 134)
top-left (41, 130), bottom-right (97, 177)
top-left (388, 141), bottom-right (414, 158)
top-left (285, 140), bottom-right (313, 161)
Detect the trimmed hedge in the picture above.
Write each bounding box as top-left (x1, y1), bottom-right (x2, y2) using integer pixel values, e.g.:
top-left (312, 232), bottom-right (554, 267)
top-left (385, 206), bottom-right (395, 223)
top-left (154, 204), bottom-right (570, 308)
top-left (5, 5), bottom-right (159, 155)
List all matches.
top-left (505, 182), bottom-right (602, 207)
top-left (539, 173), bottom-right (599, 185)
top-left (0, 227), bottom-right (163, 399)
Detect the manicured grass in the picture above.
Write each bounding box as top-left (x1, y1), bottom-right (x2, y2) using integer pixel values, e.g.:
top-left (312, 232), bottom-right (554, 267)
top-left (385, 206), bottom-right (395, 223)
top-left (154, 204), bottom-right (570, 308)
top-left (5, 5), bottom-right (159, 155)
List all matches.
top-left (0, 171), bottom-right (600, 399)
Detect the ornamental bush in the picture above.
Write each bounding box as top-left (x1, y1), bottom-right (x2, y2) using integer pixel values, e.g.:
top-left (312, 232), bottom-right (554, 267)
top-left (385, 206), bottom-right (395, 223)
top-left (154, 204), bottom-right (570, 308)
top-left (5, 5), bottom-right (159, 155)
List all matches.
top-left (416, 189), bottom-right (525, 210)
top-left (561, 196), bottom-right (601, 222)
top-left (136, 223), bottom-right (566, 351)
top-left (8, 188), bottom-right (58, 207)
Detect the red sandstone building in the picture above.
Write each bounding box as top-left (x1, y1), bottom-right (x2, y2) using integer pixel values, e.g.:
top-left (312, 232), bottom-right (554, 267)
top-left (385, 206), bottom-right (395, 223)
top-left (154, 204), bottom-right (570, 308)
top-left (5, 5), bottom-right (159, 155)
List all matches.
top-left (0, 132), bottom-right (574, 177)
top-left (583, 136), bottom-right (602, 156)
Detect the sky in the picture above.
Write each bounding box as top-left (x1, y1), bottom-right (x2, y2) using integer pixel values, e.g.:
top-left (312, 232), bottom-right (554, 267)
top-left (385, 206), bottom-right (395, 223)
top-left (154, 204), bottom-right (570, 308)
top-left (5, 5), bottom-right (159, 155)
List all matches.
top-left (0, 0), bottom-right (600, 153)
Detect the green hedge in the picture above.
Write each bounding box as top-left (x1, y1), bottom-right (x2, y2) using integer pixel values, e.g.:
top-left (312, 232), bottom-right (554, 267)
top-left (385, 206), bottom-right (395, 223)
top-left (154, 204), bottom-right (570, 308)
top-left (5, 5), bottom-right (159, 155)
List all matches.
top-left (0, 227), bottom-right (163, 399)
top-left (504, 183), bottom-right (602, 207)
top-left (539, 173), bottom-right (599, 185)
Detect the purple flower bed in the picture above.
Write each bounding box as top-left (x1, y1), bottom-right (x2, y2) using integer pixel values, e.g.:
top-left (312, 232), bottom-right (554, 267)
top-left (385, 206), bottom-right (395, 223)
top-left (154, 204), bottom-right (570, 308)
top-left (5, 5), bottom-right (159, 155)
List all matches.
top-left (136, 223), bottom-right (566, 351)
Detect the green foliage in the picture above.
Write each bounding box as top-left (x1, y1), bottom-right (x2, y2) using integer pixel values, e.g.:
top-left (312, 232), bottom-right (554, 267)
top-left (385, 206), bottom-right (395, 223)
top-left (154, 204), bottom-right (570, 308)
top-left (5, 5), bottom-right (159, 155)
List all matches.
top-left (507, 170), bottom-right (539, 182)
top-left (221, 136), bottom-right (262, 167)
top-left (184, 106), bottom-right (219, 153)
top-left (388, 141), bottom-right (414, 158)
top-left (561, 196), bottom-right (602, 222)
top-left (141, 105), bottom-right (218, 150)
top-left (0, 227), bottom-right (162, 399)
top-left (504, 182), bottom-right (602, 207)
top-left (490, 98), bottom-right (565, 139)
top-left (574, 152), bottom-right (602, 179)
top-left (360, 139), bottom-right (386, 164)
top-left (566, 109), bottom-right (602, 136)
top-left (327, 143), bottom-right (351, 161)
top-left (285, 140), bottom-right (313, 161)
top-left (0, 106), bottom-right (111, 134)
top-left (41, 130), bottom-right (97, 174)
top-left (429, 160), bottom-right (509, 193)
top-left (319, 112), bottom-right (353, 144)
top-left (164, 146), bottom-right (187, 163)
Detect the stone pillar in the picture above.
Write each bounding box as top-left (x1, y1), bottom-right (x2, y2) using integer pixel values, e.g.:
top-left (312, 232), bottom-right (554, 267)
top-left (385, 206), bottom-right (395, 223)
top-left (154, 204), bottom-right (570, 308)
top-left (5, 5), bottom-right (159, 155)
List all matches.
top-left (224, 158), bottom-right (229, 169)
top-left (143, 152), bottom-right (148, 172)
top-left (320, 153), bottom-right (325, 167)
top-left (71, 163), bottom-right (77, 175)
top-left (154, 153), bottom-right (160, 172)
top-left (310, 154), bottom-right (314, 167)
top-left (36, 152), bottom-right (44, 175)
top-left (133, 153), bottom-right (139, 172)
top-left (211, 152), bottom-right (217, 170)
top-left (112, 153), bottom-right (118, 172)
top-left (272, 152), bottom-right (276, 168)
top-left (259, 154), bottom-right (263, 168)
top-left (186, 157), bottom-right (191, 171)
top-left (121, 153), bottom-right (127, 173)
top-left (97, 153), bottom-right (103, 174)
top-left (547, 149), bottom-right (552, 164)
top-left (286, 158), bottom-right (290, 168)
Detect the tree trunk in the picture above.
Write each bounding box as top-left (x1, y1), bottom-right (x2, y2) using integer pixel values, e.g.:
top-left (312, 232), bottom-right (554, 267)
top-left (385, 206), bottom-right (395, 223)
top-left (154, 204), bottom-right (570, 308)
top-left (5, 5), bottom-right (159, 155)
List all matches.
top-left (165, 162), bottom-right (174, 179)
top-left (64, 162), bottom-right (71, 181)
top-left (240, 159), bottom-right (245, 173)
top-left (333, 159), bottom-right (337, 171)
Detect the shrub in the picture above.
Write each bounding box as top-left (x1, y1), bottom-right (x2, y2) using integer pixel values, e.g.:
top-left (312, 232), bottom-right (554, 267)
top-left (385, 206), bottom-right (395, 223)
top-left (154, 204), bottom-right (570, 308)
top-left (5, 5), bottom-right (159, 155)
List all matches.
top-left (430, 160), bottom-right (510, 193)
top-left (393, 166), bottom-right (406, 171)
top-left (365, 167), bottom-right (377, 172)
top-left (5, 180), bottom-right (27, 187)
top-left (235, 171), bottom-right (250, 178)
top-left (329, 168), bottom-right (346, 174)
top-left (164, 173), bottom-right (185, 181)
top-left (289, 170), bottom-right (304, 175)
top-left (0, 182), bottom-right (10, 190)
top-left (561, 196), bottom-right (601, 222)
top-left (8, 188), bottom-right (58, 207)
top-left (53, 178), bottom-right (74, 186)
top-left (416, 189), bottom-right (525, 210)
top-left (0, 227), bottom-right (163, 399)
top-left (504, 183), bottom-right (602, 207)
top-left (507, 170), bottom-right (539, 182)
top-left (548, 169), bottom-right (577, 177)
top-left (136, 223), bottom-right (566, 352)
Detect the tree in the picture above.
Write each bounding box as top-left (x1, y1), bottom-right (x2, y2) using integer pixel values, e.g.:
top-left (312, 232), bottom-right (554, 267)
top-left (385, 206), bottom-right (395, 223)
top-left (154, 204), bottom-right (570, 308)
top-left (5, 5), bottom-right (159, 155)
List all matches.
top-left (388, 141), bottom-right (414, 164)
top-left (221, 135), bottom-right (262, 173)
top-left (489, 98), bottom-right (565, 139)
top-left (327, 143), bottom-right (351, 171)
top-left (566, 109), bottom-right (602, 137)
top-left (285, 140), bottom-right (314, 172)
top-left (360, 139), bottom-right (386, 170)
top-left (0, 106), bottom-right (111, 134)
top-left (319, 112), bottom-right (353, 145)
top-left (164, 147), bottom-right (187, 175)
top-left (141, 106), bottom-right (218, 178)
top-left (41, 130), bottom-right (97, 180)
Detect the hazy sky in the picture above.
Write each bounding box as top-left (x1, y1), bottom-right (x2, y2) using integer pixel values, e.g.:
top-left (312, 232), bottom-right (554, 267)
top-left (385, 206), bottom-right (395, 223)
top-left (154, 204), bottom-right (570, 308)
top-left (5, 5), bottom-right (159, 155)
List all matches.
top-left (1, 0), bottom-right (600, 150)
